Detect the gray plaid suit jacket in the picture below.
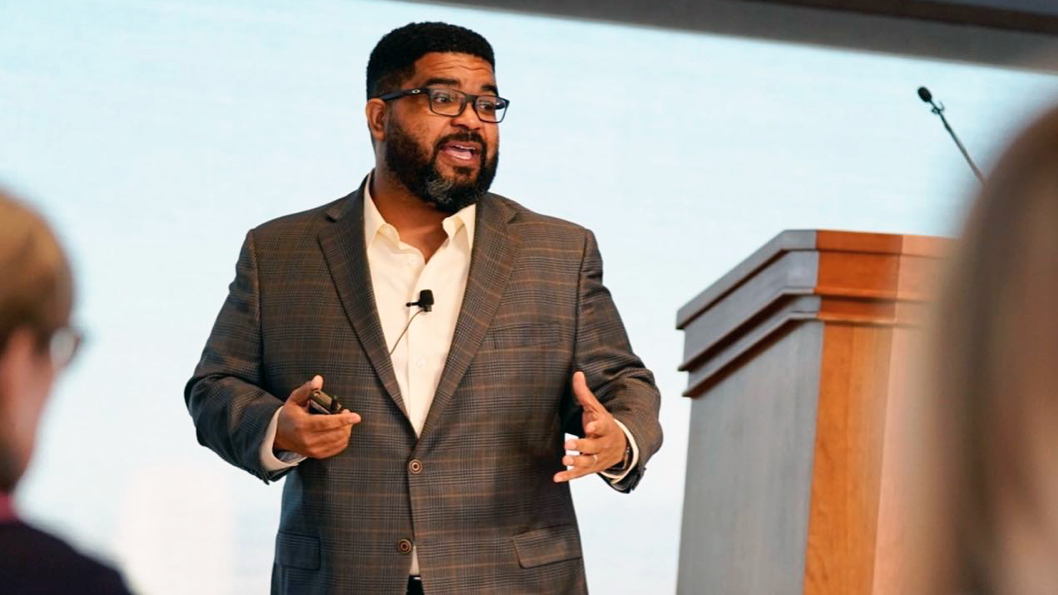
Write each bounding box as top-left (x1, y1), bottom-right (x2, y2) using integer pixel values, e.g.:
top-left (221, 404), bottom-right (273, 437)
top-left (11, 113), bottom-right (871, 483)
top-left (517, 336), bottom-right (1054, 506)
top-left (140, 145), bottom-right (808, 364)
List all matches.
top-left (185, 181), bottom-right (663, 594)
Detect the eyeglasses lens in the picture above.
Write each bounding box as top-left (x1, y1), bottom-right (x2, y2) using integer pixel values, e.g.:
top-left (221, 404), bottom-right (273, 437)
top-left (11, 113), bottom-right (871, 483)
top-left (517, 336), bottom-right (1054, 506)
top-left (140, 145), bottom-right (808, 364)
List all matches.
top-left (427, 90), bottom-right (506, 123)
top-left (49, 328), bottom-right (82, 369)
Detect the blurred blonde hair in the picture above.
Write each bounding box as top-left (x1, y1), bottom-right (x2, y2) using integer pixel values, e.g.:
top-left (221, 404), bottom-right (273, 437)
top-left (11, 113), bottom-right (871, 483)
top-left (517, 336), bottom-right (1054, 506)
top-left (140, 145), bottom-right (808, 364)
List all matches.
top-left (0, 187), bottom-right (74, 491)
top-left (0, 188), bottom-right (73, 351)
top-left (930, 104), bottom-right (1058, 594)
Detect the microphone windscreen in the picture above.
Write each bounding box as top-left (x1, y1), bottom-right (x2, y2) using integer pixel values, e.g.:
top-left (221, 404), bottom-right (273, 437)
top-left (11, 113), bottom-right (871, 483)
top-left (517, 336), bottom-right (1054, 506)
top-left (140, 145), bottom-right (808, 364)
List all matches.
top-left (419, 290), bottom-right (434, 307)
top-left (918, 87), bottom-right (932, 103)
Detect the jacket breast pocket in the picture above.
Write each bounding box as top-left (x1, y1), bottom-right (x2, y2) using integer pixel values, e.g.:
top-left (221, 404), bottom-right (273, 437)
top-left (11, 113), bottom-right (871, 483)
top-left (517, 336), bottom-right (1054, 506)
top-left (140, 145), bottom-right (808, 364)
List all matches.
top-left (486, 321), bottom-right (563, 349)
top-left (275, 530), bottom-right (320, 570)
top-left (512, 524), bottom-right (583, 568)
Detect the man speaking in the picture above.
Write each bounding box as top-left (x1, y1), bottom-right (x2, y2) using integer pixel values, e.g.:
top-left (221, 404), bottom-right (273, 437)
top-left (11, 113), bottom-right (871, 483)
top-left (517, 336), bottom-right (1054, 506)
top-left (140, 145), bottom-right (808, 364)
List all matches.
top-left (185, 21), bottom-right (663, 595)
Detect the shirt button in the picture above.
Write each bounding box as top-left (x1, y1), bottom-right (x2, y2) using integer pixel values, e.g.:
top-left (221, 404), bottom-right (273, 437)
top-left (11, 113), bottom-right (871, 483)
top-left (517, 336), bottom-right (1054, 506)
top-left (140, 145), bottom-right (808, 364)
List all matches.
top-left (416, 358), bottom-right (425, 368)
top-left (409, 459), bottom-right (423, 474)
top-left (397, 538), bottom-right (413, 554)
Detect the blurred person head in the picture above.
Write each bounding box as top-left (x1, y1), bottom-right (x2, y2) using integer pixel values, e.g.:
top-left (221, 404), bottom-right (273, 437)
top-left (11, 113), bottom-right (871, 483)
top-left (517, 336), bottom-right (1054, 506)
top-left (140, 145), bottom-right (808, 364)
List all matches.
top-left (927, 104), bottom-right (1058, 594)
top-left (0, 188), bottom-right (77, 494)
top-left (364, 21), bottom-right (503, 214)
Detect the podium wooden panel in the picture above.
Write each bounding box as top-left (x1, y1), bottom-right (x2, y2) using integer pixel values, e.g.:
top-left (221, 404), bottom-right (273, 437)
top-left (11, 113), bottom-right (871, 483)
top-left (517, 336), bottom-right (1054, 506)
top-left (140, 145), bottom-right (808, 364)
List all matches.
top-left (675, 230), bottom-right (947, 595)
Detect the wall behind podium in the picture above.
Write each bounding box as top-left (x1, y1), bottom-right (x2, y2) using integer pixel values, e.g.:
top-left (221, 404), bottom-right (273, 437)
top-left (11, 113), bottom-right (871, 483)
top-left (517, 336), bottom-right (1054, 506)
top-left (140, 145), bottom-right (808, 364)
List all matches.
top-left (2, 1), bottom-right (1058, 593)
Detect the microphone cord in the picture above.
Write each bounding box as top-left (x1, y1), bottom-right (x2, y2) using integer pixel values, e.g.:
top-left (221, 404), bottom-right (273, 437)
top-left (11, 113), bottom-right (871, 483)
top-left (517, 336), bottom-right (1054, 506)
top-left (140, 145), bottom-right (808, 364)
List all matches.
top-left (388, 308), bottom-right (426, 357)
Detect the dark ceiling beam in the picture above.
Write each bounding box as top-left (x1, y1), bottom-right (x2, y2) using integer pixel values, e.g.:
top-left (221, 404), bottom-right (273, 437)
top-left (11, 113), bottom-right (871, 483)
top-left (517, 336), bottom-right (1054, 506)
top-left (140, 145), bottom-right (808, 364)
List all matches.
top-left (410, 0), bottom-right (1058, 73)
top-left (747, 0), bottom-right (1058, 36)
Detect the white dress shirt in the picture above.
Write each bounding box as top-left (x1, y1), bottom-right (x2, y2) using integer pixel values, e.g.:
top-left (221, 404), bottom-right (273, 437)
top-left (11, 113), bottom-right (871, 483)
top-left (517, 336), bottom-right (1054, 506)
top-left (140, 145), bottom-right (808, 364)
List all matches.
top-left (258, 173), bottom-right (638, 574)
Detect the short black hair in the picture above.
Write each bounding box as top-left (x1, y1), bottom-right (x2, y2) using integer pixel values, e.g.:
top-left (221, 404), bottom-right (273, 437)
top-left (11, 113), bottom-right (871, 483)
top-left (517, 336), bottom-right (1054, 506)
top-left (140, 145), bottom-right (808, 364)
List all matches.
top-left (366, 22), bottom-right (495, 100)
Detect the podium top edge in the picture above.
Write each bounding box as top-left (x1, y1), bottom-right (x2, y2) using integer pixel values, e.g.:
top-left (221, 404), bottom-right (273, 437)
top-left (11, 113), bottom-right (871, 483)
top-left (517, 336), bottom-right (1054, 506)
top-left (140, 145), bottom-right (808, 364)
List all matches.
top-left (675, 229), bottom-right (951, 329)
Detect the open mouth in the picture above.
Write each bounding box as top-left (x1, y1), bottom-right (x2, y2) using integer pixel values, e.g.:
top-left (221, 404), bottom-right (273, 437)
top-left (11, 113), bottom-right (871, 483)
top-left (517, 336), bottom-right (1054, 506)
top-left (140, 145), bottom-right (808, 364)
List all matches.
top-left (440, 141), bottom-right (481, 163)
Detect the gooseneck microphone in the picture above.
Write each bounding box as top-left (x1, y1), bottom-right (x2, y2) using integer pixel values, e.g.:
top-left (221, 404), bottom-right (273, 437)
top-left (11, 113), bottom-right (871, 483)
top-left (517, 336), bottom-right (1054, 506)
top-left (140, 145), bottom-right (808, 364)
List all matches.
top-left (918, 86), bottom-right (985, 185)
top-left (390, 290), bottom-right (434, 356)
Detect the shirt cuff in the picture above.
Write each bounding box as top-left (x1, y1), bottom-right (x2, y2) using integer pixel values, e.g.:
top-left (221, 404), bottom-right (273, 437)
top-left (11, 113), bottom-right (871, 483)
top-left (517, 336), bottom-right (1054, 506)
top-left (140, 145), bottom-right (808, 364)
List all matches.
top-left (599, 418), bottom-right (640, 483)
top-left (261, 408), bottom-right (307, 472)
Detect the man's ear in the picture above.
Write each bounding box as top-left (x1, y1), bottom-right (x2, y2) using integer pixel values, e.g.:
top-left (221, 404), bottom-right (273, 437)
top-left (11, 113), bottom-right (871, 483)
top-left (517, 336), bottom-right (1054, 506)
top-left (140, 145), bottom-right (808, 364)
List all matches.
top-left (365, 99), bottom-right (387, 144)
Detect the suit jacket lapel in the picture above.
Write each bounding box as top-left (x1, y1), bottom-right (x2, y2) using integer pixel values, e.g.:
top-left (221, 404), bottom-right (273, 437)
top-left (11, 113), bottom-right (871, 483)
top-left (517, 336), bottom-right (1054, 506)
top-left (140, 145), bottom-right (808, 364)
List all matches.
top-left (318, 182), bottom-right (407, 417)
top-left (420, 195), bottom-right (519, 440)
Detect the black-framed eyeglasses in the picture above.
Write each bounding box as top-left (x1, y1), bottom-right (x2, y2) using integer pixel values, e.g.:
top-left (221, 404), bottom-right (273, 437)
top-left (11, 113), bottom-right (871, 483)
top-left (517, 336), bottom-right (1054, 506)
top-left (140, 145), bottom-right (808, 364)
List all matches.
top-left (377, 87), bottom-right (510, 123)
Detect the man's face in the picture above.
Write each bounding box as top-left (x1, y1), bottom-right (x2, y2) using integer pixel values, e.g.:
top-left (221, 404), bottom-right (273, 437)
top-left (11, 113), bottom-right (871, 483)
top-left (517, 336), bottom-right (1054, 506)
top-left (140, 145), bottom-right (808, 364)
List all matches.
top-left (381, 52), bottom-right (501, 213)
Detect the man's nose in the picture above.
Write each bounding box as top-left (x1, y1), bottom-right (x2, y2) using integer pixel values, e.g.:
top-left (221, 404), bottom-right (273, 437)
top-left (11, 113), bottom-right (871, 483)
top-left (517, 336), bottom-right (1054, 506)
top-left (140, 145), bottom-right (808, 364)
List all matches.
top-left (450, 101), bottom-right (484, 130)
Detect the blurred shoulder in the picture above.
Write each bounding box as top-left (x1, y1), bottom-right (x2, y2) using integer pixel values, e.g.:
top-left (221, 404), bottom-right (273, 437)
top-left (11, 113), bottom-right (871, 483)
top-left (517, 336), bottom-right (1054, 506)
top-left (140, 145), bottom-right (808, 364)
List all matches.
top-left (0, 522), bottom-right (132, 594)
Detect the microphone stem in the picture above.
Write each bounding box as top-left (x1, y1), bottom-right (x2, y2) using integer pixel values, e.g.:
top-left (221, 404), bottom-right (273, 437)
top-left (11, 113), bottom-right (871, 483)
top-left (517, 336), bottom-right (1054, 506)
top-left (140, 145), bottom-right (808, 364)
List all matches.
top-left (935, 107), bottom-right (985, 185)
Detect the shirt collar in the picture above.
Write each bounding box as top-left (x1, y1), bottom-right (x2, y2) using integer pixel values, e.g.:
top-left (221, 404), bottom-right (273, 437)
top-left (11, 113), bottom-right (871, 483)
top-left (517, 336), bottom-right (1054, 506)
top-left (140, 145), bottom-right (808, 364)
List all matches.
top-left (363, 171), bottom-right (477, 250)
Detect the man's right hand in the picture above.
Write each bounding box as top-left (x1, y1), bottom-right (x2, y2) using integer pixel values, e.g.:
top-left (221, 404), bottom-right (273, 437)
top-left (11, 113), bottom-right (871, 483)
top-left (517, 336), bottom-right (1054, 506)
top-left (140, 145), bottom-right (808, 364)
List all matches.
top-left (274, 375), bottom-right (360, 459)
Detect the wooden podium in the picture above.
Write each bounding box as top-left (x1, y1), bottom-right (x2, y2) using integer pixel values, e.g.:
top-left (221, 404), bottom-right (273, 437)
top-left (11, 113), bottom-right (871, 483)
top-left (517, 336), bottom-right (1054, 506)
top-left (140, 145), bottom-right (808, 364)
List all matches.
top-left (675, 230), bottom-right (947, 595)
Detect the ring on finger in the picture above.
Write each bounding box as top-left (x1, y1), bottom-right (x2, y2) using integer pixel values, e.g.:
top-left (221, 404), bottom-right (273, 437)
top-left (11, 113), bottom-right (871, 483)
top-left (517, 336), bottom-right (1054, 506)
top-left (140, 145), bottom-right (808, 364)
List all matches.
top-left (592, 454), bottom-right (598, 466)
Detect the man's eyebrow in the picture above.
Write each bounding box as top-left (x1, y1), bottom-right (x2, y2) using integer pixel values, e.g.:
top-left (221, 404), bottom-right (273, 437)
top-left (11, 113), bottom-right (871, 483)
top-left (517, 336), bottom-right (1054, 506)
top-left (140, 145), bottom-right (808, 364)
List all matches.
top-left (420, 77), bottom-right (500, 95)
top-left (421, 77), bottom-right (460, 88)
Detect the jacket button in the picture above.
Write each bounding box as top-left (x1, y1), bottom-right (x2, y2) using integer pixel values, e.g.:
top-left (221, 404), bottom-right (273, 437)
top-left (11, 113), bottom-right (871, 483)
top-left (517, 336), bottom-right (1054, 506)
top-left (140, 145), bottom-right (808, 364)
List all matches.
top-left (408, 459), bottom-right (423, 474)
top-left (397, 539), bottom-right (413, 554)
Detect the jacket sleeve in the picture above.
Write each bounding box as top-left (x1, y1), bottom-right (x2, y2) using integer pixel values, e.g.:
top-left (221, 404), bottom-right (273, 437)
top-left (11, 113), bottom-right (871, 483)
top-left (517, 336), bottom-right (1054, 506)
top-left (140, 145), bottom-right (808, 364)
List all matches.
top-left (184, 229), bottom-right (292, 483)
top-left (561, 229), bottom-right (663, 493)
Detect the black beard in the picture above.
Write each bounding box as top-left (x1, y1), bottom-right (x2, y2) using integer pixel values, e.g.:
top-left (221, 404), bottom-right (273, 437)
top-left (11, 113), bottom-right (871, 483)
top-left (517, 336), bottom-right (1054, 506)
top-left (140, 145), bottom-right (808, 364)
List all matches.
top-left (383, 118), bottom-right (499, 215)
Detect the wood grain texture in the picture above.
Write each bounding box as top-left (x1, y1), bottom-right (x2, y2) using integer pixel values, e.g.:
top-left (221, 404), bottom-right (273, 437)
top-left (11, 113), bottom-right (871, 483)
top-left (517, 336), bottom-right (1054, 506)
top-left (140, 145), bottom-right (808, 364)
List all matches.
top-left (816, 252), bottom-right (900, 299)
top-left (815, 230), bottom-right (905, 255)
top-left (802, 323), bottom-right (894, 595)
top-left (678, 230), bottom-right (951, 595)
top-left (679, 231), bottom-right (947, 396)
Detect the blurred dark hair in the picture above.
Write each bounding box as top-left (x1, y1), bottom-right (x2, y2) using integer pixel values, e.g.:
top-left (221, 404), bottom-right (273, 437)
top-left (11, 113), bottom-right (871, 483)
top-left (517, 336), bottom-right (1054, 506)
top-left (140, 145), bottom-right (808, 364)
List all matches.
top-left (366, 21), bottom-right (494, 100)
top-left (932, 104), bottom-right (1058, 593)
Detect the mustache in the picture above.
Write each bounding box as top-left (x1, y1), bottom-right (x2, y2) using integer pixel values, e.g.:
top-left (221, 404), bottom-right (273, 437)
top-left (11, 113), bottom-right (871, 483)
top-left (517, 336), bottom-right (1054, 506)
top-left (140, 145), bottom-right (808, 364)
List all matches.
top-left (433, 132), bottom-right (487, 153)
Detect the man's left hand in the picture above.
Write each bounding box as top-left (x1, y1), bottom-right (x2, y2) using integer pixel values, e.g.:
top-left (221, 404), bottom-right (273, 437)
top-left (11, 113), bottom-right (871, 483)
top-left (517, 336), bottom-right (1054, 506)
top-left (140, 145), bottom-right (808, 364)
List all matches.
top-left (554, 371), bottom-right (628, 483)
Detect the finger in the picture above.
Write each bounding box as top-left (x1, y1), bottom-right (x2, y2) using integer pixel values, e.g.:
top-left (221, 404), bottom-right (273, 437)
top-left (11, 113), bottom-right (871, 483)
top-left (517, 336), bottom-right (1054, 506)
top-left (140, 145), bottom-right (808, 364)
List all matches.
top-left (310, 410), bottom-right (360, 431)
top-left (339, 410), bottom-right (361, 425)
top-left (328, 427), bottom-right (355, 452)
top-left (562, 453), bottom-right (601, 469)
top-left (288, 375), bottom-right (324, 406)
top-left (583, 415), bottom-right (615, 437)
top-left (301, 410), bottom-right (361, 432)
top-left (317, 432), bottom-right (353, 457)
top-left (553, 464), bottom-right (596, 483)
top-left (565, 437), bottom-right (601, 455)
top-left (572, 371), bottom-right (605, 415)
top-left (310, 441), bottom-right (346, 459)
top-left (305, 424), bottom-right (354, 456)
